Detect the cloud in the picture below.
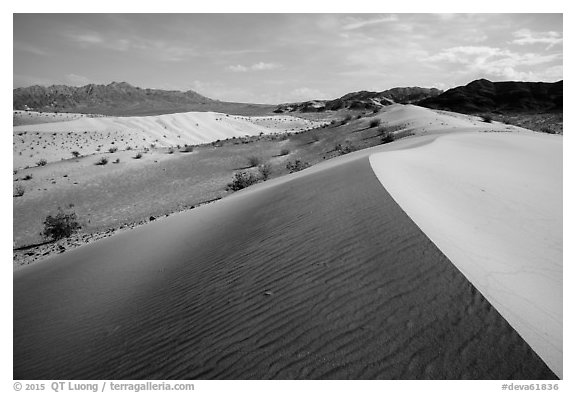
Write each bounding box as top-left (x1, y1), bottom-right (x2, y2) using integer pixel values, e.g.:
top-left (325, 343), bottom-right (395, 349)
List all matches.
top-left (427, 46), bottom-right (563, 81)
top-left (63, 30), bottom-right (198, 61)
top-left (286, 87), bottom-right (330, 101)
top-left (63, 73), bottom-right (91, 86)
top-left (227, 62), bottom-right (281, 72)
top-left (512, 29), bottom-right (563, 49)
top-left (227, 64), bottom-right (249, 72)
top-left (14, 42), bottom-right (48, 56)
top-left (341, 15), bottom-right (398, 31)
top-left (72, 32), bottom-right (104, 45)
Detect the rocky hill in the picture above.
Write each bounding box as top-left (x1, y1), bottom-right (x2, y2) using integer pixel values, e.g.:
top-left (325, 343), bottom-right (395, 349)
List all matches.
top-left (417, 79), bottom-right (563, 113)
top-left (13, 82), bottom-right (275, 116)
top-left (274, 86), bottom-right (443, 113)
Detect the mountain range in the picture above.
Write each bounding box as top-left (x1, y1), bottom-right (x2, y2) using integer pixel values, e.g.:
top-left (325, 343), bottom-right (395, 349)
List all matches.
top-left (418, 79), bottom-right (563, 113)
top-left (13, 79), bottom-right (562, 117)
top-left (13, 82), bottom-right (274, 116)
top-left (273, 87), bottom-right (443, 113)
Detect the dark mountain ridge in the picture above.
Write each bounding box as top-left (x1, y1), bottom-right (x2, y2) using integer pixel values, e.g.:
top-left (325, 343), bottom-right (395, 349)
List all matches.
top-left (417, 79), bottom-right (563, 113)
top-left (274, 86), bottom-right (443, 113)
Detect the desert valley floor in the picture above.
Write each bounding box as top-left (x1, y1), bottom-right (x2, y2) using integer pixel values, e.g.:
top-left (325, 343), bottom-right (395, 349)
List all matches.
top-left (13, 104), bottom-right (562, 379)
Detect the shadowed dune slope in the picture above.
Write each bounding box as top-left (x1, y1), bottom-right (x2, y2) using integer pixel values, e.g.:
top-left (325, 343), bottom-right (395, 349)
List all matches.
top-left (14, 157), bottom-right (556, 380)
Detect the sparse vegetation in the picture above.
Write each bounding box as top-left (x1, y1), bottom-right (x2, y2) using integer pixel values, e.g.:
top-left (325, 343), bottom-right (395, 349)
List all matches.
top-left (247, 155), bottom-right (261, 167)
top-left (381, 131), bottom-right (395, 144)
top-left (540, 126), bottom-right (556, 134)
top-left (286, 159), bottom-right (311, 173)
top-left (181, 144), bottom-right (194, 153)
top-left (482, 114), bottom-right (493, 123)
top-left (41, 207), bottom-right (81, 241)
top-left (334, 142), bottom-right (356, 155)
top-left (113, 158), bottom-right (121, 164)
top-left (36, 158), bottom-right (47, 167)
top-left (13, 184), bottom-right (25, 197)
top-left (369, 118), bottom-right (381, 128)
top-left (168, 147), bottom-right (175, 154)
top-left (71, 151), bottom-right (80, 158)
top-left (108, 147), bottom-right (118, 153)
top-left (134, 152), bottom-right (143, 159)
top-left (226, 171), bottom-right (261, 191)
top-left (22, 174), bottom-right (33, 181)
top-left (95, 157), bottom-right (109, 165)
top-left (280, 148), bottom-right (290, 156)
top-left (258, 163), bottom-right (272, 180)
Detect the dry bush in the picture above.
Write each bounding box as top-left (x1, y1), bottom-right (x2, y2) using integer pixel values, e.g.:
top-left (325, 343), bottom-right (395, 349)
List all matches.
top-left (247, 155), bottom-right (261, 167)
top-left (369, 118), bottom-right (381, 128)
top-left (286, 159), bottom-right (310, 173)
top-left (13, 184), bottom-right (25, 197)
top-left (226, 171), bottom-right (261, 191)
top-left (42, 208), bottom-right (81, 241)
top-left (95, 157), bottom-right (109, 165)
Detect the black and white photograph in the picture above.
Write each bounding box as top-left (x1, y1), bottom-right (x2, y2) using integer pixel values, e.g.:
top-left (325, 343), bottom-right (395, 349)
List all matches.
top-left (9, 5), bottom-right (568, 389)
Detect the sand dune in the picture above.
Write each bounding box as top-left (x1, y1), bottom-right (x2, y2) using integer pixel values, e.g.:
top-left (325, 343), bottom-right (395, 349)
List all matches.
top-left (14, 151), bottom-right (556, 379)
top-left (370, 131), bottom-right (562, 377)
top-left (13, 111), bottom-right (325, 168)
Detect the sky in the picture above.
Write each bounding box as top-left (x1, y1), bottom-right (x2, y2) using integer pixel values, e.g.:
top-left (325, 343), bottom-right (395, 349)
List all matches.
top-left (13, 13), bottom-right (563, 104)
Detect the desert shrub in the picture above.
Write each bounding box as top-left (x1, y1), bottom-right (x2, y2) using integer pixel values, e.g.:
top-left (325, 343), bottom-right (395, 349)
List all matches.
top-left (286, 159), bottom-right (311, 173)
top-left (181, 144), bottom-right (194, 153)
top-left (247, 155), bottom-right (261, 167)
top-left (168, 147), bottom-right (175, 154)
top-left (95, 157), bottom-right (108, 165)
top-left (134, 152), bottom-right (143, 159)
top-left (36, 158), bottom-right (47, 166)
top-left (334, 142), bottom-right (356, 155)
top-left (108, 147), bottom-right (118, 153)
top-left (13, 184), bottom-right (25, 197)
top-left (482, 114), bottom-right (493, 123)
top-left (42, 207), bottom-right (81, 241)
top-left (369, 118), bottom-right (381, 128)
top-left (22, 174), bottom-right (33, 181)
top-left (126, 146), bottom-right (133, 151)
top-left (280, 148), bottom-right (290, 156)
top-left (113, 158), bottom-right (120, 164)
top-left (258, 163), bottom-right (272, 180)
top-left (71, 151), bottom-right (80, 158)
top-left (226, 171), bottom-right (261, 191)
top-left (381, 131), bottom-right (395, 144)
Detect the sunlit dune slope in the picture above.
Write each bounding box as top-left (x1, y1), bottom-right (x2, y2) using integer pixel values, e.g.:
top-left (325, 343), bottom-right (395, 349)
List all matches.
top-left (370, 131), bottom-right (562, 377)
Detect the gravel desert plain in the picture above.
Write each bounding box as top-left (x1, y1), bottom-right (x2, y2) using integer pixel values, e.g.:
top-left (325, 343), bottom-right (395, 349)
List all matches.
top-left (13, 78), bottom-right (562, 380)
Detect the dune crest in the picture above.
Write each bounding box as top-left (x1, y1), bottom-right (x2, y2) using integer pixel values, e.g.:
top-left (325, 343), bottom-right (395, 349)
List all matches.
top-left (369, 131), bottom-right (562, 377)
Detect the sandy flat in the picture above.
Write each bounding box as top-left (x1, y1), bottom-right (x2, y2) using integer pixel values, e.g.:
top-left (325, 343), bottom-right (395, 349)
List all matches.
top-left (369, 131), bottom-right (562, 377)
top-left (14, 153), bottom-right (555, 379)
